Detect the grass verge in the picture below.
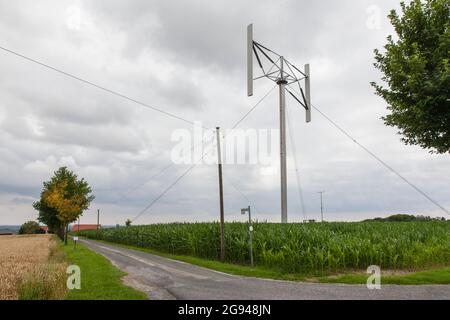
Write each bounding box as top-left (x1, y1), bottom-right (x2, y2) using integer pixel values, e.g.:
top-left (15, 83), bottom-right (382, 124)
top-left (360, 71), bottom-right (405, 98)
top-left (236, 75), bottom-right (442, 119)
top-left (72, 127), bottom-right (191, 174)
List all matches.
top-left (91, 239), bottom-right (307, 282)
top-left (60, 239), bottom-right (147, 300)
top-left (88, 238), bottom-right (450, 285)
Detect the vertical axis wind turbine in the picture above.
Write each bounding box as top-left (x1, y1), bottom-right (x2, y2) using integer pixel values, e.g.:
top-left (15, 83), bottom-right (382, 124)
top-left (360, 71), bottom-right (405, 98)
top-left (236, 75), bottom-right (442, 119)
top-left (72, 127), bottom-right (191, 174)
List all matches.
top-left (247, 24), bottom-right (311, 223)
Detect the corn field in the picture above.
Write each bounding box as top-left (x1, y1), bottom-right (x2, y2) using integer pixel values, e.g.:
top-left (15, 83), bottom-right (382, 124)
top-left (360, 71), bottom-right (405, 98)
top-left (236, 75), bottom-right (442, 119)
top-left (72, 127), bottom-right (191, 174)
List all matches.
top-left (77, 221), bottom-right (450, 274)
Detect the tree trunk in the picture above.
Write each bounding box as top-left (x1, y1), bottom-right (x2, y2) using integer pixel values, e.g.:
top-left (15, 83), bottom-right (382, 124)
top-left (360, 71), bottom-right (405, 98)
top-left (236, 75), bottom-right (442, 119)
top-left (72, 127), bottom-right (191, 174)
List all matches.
top-left (57, 225), bottom-right (64, 241)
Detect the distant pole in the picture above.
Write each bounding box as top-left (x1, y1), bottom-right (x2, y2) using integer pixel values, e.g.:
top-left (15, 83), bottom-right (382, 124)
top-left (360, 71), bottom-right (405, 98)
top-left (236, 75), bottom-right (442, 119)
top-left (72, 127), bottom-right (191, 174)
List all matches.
top-left (97, 209), bottom-right (100, 230)
top-left (78, 217), bottom-right (80, 232)
top-left (318, 191), bottom-right (325, 222)
top-left (216, 127), bottom-right (225, 261)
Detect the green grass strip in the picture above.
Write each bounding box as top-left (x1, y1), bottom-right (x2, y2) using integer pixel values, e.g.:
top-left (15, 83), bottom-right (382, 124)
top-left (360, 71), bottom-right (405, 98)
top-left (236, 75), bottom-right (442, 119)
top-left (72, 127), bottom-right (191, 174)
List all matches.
top-left (89, 239), bottom-right (450, 285)
top-left (92, 239), bottom-right (307, 282)
top-left (61, 240), bottom-right (147, 300)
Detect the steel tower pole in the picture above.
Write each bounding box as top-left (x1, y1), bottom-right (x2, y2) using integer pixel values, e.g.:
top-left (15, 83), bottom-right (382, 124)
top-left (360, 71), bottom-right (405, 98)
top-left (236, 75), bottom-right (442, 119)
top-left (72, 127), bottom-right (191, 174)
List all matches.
top-left (278, 57), bottom-right (288, 223)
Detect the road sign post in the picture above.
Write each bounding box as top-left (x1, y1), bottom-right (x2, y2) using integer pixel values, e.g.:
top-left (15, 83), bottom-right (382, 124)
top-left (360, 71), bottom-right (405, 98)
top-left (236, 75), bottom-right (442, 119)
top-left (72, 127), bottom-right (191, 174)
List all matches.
top-left (73, 236), bottom-right (78, 250)
top-left (241, 206), bottom-right (254, 267)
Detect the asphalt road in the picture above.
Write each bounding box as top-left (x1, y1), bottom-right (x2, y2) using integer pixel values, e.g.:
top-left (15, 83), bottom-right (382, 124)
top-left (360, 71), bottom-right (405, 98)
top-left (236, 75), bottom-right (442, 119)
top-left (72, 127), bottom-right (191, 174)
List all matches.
top-left (79, 239), bottom-right (450, 300)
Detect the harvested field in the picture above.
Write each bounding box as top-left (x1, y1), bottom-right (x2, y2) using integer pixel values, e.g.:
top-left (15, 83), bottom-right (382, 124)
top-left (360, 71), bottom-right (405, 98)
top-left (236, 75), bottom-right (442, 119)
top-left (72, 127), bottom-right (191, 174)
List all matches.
top-left (0, 234), bottom-right (53, 300)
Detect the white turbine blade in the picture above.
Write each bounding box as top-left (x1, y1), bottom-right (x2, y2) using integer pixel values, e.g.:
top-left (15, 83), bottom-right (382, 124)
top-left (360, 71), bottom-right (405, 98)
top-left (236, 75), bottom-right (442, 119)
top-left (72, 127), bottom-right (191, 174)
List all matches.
top-left (247, 24), bottom-right (253, 97)
top-left (305, 63), bottom-right (311, 122)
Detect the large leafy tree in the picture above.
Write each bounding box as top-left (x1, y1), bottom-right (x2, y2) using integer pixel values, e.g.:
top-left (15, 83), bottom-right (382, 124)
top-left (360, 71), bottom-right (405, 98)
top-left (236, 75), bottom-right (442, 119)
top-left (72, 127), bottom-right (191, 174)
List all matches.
top-left (33, 199), bottom-right (61, 234)
top-left (372, 0), bottom-right (450, 153)
top-left (33, 167), bottom-right (95, 244)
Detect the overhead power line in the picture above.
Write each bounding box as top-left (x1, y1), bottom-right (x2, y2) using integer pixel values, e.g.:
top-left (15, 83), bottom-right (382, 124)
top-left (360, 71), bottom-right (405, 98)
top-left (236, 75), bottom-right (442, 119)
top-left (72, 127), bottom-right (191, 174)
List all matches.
top-left (0, 45), bottom-right (211, 130)
top-left (131, 85), bottom-right (276, 222)
top-left (112, 86), bottom-right (277, 208)
top-left (0, 44), bottom-right (275, 222)
top-left (131, 132), bottom-right (220, 223)
top-left (109, 162), bottom-right (174, 205)
top-left (287, 85), bottom-right (449, 216)
top-left (312, 104), bottom-right (449, 216)
top-left (110, 131), bottom-right (216, 205)
top-left (223, 175), bottom-right (262, 216)
top-left (229, 84), bottom-right (277, 130)
top-left (130, 132), bottom-right (219, 223)
top-left (131, 162), bottom-right (198, 223)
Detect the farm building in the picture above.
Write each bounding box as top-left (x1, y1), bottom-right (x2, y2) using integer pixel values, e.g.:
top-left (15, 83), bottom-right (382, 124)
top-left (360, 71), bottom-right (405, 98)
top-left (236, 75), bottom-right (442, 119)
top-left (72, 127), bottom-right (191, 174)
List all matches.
top-left (39, 226), bottom-right (49, 234)
top-left (71, 224), bottom-right (100, 232)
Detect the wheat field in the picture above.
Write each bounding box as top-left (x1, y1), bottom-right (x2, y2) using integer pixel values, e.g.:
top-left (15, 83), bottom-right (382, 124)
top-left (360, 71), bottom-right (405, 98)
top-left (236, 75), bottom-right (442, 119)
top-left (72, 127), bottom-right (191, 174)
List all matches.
top-left (0, 235), bottom-right (52, 300)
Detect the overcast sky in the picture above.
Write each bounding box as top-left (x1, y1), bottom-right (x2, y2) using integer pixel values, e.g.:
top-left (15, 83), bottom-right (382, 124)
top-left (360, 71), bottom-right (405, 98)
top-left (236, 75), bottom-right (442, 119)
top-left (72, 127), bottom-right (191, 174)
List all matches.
top-left (0, 0), bottom-right (448, 225)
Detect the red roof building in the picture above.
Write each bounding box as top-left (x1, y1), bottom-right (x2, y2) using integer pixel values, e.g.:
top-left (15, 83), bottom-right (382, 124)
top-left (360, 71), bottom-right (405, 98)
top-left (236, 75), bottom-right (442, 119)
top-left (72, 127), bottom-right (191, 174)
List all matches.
top-left (40, 226), bottom-right (49, 234)
top-left (72, 224), bottom-right (100, 232)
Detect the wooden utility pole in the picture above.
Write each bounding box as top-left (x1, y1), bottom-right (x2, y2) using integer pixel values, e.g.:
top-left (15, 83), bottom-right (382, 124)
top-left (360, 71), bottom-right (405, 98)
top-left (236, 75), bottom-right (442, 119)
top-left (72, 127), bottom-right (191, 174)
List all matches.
top-left (216, 127), bottom-right (225, 261)
top-left (97, 209), bottom-right (100, 229)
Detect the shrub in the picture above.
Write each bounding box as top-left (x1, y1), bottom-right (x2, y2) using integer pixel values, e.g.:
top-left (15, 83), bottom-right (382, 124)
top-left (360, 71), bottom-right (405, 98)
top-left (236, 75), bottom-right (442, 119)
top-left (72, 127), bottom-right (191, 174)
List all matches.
top-left (18, 221), bottom-right (41, 235)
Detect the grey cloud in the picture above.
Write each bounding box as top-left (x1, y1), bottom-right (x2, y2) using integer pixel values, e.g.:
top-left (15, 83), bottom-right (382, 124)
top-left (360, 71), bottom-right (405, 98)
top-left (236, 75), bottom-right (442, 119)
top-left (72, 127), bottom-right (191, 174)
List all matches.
top-left (0, 0), bottom-right (448, 225)
top-left (11, 196), bottom-right (36, 204)
top-left (0, 114), bottom-right (146, 153)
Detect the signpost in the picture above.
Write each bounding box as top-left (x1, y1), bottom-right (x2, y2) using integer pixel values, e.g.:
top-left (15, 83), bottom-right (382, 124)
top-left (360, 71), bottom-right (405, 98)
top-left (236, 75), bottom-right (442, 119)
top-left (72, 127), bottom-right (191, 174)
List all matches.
top-left (241, 206), bottom-right (254, 267)
top-left (73, 236), bottom-right (79, 249)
